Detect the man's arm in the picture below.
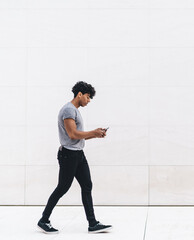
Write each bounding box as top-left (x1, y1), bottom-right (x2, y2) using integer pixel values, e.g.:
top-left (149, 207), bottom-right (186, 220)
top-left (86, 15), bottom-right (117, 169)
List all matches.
top-left (85, 128), bottom-right (107, 140)
top-left (85, 136), bottom-right (94, 140)
top-left (64, 119), bottom-right (106, 140)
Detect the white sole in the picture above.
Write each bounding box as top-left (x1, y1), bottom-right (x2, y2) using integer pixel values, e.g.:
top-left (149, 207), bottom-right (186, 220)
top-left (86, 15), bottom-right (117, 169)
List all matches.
top-left (88, 226), bottom-right (113, 234)
top-left (37, 226), bottom-right (59, 234)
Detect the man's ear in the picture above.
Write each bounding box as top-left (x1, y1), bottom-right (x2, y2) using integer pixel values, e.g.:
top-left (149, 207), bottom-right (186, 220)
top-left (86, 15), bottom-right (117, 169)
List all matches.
top-left (78, 92), bottom-right (82, 98)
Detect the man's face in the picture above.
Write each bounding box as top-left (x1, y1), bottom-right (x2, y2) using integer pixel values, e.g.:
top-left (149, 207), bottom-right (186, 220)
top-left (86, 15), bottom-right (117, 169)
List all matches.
top-left (79, 92), bottom-right (91, 107)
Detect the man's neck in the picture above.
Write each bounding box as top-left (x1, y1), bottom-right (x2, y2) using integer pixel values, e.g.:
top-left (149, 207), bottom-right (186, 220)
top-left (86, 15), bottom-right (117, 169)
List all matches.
top-left (71, 99), bottom-right (80, 109)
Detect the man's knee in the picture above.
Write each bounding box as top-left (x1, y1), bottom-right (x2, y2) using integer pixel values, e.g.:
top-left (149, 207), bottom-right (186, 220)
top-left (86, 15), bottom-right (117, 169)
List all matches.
top-left (55, 184), bottom-right (71, 197)
top-left (82, 180), bottom-right (93, 192)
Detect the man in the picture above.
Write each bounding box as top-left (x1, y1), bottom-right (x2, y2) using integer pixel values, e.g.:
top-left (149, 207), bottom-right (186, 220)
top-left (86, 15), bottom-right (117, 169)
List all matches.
top-left (37, 81), bottom-right (112, 234)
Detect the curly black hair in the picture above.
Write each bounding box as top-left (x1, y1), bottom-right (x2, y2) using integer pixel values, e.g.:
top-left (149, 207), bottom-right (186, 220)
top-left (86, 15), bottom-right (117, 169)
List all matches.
top-left (72, 81), bottom-right (96, 99)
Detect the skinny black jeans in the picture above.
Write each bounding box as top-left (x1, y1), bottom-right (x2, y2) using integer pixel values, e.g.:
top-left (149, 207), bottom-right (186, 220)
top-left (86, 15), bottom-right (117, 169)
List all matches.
top-left (42, 147), bottom-right (97, 225)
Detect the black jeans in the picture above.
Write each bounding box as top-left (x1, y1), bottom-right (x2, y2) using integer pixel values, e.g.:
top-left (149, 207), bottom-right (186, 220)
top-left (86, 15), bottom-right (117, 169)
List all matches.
top-left (42, 147), bottom-right (97, 225)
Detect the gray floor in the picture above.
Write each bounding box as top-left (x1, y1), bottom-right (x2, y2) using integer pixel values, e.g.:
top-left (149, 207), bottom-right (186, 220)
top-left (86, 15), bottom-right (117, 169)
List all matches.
top-left (1, 206), bottom-right (194, 240)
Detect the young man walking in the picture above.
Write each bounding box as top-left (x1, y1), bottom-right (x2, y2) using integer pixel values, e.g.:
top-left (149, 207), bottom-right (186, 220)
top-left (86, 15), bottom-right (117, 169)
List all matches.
top-left (37, 81), bottom-right (112, 234)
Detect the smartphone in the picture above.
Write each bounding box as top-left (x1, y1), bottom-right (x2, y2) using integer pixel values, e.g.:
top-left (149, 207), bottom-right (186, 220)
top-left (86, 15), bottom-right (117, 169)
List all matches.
top-left (105, 127), bottom-right (109, 132)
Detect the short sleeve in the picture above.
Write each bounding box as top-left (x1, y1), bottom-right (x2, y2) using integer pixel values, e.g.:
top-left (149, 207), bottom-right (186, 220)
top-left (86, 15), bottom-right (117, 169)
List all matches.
top-left (62, 108), bottom-right (76, 121)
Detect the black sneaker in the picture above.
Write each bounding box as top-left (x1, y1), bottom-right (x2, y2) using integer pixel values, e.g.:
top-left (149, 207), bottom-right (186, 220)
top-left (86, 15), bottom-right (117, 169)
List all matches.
top-left (37, 219), bottom-right (59, 234)
top-left (88, 222), bottom-right (113, 233)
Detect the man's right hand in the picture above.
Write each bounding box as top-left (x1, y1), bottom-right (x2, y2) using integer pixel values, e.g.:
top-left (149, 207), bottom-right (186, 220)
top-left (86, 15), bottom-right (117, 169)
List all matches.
top-left (93, 128), bottom-right (106, 138)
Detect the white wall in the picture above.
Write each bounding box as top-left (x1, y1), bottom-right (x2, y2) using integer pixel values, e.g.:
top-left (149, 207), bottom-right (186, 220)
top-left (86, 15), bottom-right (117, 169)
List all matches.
top-left (0, 0), bottom-right (194, 205)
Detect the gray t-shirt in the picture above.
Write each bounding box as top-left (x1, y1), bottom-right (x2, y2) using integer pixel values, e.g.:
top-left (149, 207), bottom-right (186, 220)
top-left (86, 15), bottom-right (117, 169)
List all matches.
top-left (58, 102), bottom-right (85, 150)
